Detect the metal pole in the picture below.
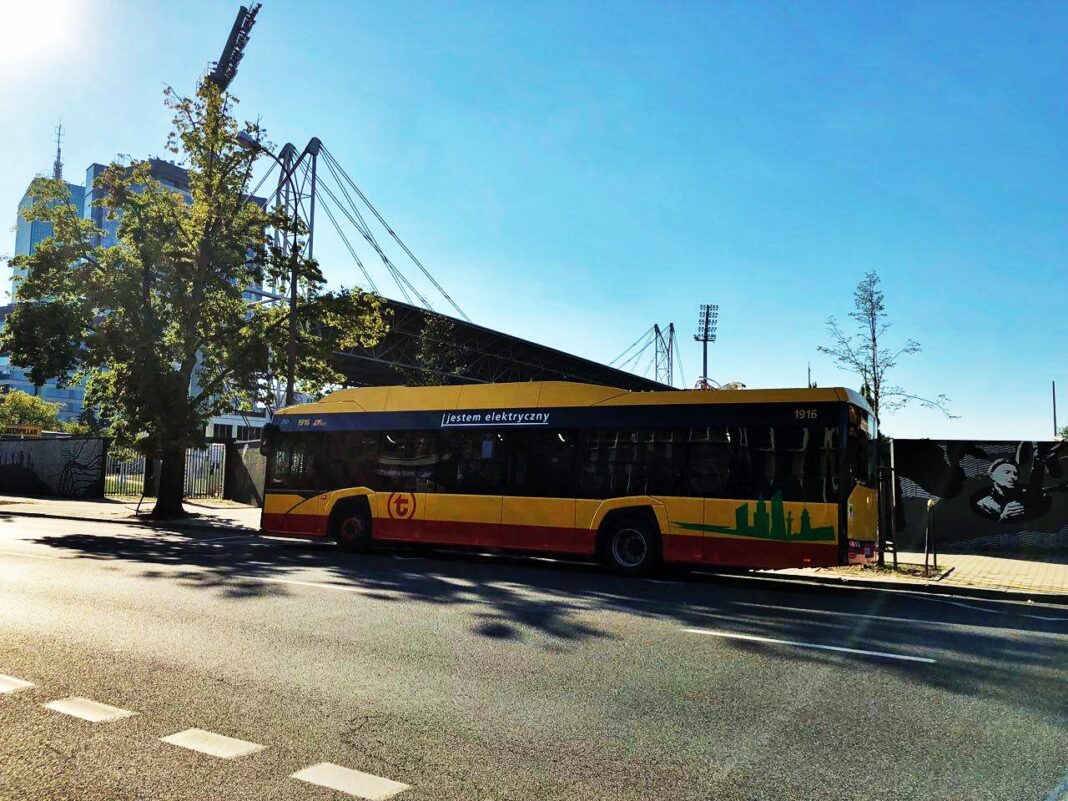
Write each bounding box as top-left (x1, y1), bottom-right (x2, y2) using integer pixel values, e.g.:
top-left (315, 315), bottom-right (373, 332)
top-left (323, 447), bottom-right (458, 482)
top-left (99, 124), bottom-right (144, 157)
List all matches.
top-left (702, 340), bottom-right (708, 384)
top-left (307, 151), bottom-right (317, 261)
top-left (1054, 380), bottom-right (1058, 438)
top-left (285, 245), bottom-right (298, 406)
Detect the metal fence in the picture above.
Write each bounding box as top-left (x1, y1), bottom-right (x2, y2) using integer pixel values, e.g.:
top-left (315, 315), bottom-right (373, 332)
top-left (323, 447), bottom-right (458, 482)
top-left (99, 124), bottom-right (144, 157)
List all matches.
top-left (184, 443), bottom-right (226, 499)
top-left (104, 444), bottom-right (226, 500)
top-left (104, 449), bottom-right (146, 497)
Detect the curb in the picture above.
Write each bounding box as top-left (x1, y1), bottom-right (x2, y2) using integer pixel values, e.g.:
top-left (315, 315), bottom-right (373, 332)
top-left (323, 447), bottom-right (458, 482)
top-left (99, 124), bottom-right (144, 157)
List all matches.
top-left (0, 508), bottom-right (259, 537)
top-left (727, 570), bottom-right (1068, 606)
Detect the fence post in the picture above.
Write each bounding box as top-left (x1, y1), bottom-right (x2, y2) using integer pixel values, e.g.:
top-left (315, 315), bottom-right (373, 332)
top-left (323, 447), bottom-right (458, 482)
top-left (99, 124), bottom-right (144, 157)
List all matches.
top-left (95, 438), bottom-right (110, 499)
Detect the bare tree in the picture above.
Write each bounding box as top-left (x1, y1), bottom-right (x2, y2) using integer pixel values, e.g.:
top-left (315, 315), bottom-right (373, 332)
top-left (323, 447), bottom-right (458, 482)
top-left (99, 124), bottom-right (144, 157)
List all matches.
top-left (818, 271), bottom-right (954, 422)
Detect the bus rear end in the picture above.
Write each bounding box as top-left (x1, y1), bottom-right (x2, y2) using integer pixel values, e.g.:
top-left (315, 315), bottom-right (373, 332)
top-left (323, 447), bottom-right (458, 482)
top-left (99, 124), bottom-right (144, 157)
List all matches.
top-left (844, 402), bottom-right (879, 564)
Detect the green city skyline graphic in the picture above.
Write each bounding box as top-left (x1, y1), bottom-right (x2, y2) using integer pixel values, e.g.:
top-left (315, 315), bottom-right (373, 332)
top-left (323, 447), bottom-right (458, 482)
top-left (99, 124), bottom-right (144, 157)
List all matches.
top-left (673, 491), bottom-right (836, 542)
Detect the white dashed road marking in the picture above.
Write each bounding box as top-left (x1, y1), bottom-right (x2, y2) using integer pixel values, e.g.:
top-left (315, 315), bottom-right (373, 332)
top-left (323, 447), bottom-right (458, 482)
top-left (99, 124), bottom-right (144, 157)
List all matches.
top-left (44, 697), bottom-right (137, 722)
top-left (161, 728), bottom-right (266, 759)
top-left (0, 674), bottom-right (34, 693)
top-left (291, 762), bottom-right (411, 800)
top-left (683, 627), bottom-right (936, 664)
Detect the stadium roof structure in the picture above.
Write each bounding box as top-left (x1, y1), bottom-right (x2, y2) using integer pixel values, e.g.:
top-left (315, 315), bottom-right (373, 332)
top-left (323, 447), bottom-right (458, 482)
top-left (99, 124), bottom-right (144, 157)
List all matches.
top-left (333, 298), bottom-right (671, 392)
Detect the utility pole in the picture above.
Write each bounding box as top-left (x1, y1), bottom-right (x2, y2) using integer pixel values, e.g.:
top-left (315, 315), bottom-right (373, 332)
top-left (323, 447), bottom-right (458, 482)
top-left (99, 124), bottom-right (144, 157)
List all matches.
top-left (694, 304), bottom-right (718, 386)
top-left (1055, 380), bottom-right (1059, 438)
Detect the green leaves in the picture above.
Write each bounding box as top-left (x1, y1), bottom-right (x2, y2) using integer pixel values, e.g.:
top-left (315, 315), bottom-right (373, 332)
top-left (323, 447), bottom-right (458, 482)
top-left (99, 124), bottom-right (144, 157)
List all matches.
top-left (0, 390), bottom-right (68, 432)
top-left (4, 78), bottom-right (388, 465)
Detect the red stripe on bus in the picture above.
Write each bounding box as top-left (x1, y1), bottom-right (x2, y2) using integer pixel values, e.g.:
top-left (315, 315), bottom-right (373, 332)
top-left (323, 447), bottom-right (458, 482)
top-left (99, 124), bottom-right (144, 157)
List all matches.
top-left (261, 512), bottom-right (329, 537)
top-left (374, 518), bottom-right (597, 555)
top-left (261, 513), bottom-right (837, 569)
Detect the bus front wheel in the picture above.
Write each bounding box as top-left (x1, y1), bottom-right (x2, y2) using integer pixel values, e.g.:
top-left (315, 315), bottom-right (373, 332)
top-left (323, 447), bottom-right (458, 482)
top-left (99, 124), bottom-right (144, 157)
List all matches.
top-left (336, 512), bottom-right (372, 553)
top-left (600, 515), bottom-right (660, 576)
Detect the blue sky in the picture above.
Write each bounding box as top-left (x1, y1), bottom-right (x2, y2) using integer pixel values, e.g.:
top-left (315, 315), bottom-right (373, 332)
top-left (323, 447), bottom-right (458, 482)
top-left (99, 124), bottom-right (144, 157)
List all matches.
top-left (1, 1), bottom-right (1064, 439)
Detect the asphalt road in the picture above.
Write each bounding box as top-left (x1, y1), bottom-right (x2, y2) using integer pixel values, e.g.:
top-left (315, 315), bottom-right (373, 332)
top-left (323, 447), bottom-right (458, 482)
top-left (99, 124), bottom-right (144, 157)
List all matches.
top-left (0, 514), bottom-right (1065, 801)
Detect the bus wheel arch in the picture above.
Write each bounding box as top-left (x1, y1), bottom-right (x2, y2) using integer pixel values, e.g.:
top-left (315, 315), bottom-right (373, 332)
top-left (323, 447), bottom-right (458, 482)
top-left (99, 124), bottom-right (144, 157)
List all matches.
top-left (328, 495), bottom-right (373, 553)
top-left (596, 508), bottom-right (662, 576)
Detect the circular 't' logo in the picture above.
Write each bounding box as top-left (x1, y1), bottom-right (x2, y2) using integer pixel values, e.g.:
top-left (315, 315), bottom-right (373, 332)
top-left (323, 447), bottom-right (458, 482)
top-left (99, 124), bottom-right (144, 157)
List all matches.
top-left (388, 492), bottom-right (416, 520)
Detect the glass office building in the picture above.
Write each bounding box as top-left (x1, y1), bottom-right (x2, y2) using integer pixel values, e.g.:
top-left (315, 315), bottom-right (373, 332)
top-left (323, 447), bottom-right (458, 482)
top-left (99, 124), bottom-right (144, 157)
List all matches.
top-left (4, 158), bottom-right (265, 436)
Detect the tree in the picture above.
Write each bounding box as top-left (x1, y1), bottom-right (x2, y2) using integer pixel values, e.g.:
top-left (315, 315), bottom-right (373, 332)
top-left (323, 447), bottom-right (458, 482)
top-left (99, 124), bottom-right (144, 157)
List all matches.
top-left (395, 311), bottom-right (470, 386)
top-left (0, 390), bottom-right (69, 431)
top-left (252, 209), bottom-right (388, 406)
top-left (818, 271), bottom-right (953, 422)
top-left (2, 81), bottom-right (387, 517)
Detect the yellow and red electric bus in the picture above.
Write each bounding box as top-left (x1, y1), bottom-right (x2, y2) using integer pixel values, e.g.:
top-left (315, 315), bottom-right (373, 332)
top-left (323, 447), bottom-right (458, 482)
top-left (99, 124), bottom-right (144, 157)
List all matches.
top-left (259, 381), bottom-right (878, 574)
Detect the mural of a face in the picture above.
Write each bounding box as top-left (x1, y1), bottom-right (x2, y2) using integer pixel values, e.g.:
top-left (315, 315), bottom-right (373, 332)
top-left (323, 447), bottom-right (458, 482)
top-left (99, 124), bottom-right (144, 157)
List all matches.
top-left (990, 462), bottom-right (1018, 491)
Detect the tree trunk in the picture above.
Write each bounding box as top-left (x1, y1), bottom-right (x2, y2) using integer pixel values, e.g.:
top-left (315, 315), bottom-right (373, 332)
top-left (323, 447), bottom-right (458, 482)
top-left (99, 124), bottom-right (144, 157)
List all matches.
top-left (151, 446), bottom-right (187, 519)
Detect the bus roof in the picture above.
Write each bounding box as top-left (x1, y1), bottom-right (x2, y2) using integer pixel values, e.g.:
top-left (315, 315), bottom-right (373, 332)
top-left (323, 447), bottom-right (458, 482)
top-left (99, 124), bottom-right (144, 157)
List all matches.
top-left (276, 381), bottom-right (875, 418)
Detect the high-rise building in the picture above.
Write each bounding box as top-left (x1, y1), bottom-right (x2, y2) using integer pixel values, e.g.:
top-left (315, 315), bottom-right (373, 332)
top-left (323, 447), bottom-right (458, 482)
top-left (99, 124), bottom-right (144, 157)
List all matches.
top-left (3, 134), bottom-right (266, 437)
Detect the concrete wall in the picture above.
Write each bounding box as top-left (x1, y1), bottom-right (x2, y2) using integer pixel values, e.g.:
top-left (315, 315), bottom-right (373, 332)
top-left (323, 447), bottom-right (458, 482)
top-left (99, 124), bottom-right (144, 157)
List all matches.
top-left (0, 437), bottom-right (107, 498)
top-left (893, 439), bottom-right (1067, 554)
top-left (224, 441), bottom-right (265, 507)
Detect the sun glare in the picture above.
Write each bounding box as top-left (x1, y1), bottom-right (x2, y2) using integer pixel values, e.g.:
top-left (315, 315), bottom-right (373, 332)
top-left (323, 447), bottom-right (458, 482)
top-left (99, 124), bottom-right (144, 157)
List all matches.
top-left (0, 0), bottom-right (83, 70)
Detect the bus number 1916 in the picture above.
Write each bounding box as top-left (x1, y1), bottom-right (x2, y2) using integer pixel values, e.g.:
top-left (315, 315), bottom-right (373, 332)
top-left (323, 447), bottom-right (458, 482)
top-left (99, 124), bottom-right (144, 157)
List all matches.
top-left (794, 408), bottom-right (819, 420)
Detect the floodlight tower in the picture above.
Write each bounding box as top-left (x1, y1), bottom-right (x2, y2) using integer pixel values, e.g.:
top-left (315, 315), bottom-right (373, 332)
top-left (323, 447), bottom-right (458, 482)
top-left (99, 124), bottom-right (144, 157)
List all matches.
top-left (206, 3), bottom-right (262, 92)
top-left (694, 304), bottom-right (719, 387)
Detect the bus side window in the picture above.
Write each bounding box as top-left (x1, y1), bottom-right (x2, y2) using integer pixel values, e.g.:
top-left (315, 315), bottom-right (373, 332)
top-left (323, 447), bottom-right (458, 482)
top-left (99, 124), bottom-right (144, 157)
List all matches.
top-left (578, 429), bottom-right (611, 498)
top-left (508, 430), bottom-right (576, 497)
top-left (686, 427), bottom-right (731, 497)
top-left (378, 431), bottom-right (441, 492)
top-left (440, 431), bottom-right (507, 495)
top-left (319, 431), bottom-right (379, 490)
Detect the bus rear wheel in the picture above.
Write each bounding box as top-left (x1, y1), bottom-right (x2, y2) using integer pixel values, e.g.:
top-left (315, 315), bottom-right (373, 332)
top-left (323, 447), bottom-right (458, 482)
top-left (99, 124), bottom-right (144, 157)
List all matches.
top-left (336, 512), bottom-right (371, 553)
top-left (600, 515), bottom-right (660, 577)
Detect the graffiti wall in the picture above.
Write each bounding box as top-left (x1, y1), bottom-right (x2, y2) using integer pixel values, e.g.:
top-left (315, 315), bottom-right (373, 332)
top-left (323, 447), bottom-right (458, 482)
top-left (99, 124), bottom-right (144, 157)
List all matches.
top-left (893, 439), bottom-right (1068, 554)
top-left (0, 438), bottom-right (107, 498)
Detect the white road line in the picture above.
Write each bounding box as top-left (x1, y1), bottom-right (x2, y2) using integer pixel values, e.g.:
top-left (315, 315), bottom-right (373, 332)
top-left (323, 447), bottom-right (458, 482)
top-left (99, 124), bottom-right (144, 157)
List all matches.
top-left (918, 596), bottom-right (1068, 622)
top-left (0, 674), bottom-right (35, 693)
top-left (161, 728), bottom-right (265, 759)
top-left (731, 601), bottom-right (967, 628)
top-left (44, 697), bottom-right (137, 722)
top-left (682, 628), bottom-right (936, 664)
top-left (291, 762), bottom-right (410, 800)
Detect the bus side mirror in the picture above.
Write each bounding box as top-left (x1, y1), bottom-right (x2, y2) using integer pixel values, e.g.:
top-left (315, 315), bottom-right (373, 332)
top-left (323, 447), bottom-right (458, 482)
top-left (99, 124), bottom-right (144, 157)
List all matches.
top-left (260, 423), bottom-right (279, 456)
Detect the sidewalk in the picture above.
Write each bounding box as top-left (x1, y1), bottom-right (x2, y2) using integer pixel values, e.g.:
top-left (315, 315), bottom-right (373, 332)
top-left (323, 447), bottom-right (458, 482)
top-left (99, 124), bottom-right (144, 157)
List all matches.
top-left (0, 494), bottom-right (260, 532)
top-left (768, 550), bottom-right (1068, 600)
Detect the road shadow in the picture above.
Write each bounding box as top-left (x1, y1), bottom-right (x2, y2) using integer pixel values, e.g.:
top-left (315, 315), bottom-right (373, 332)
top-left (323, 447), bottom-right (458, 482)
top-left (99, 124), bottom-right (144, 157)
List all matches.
top-left (28, 528), bottom-right (1068, 720)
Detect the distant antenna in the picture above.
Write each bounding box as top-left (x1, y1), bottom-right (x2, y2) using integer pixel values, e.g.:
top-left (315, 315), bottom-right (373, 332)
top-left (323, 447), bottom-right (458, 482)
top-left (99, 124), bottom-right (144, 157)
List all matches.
top-left (206, 3), bottom-right (262, 91)
top-left (52, 122), bottom-right (63, 181)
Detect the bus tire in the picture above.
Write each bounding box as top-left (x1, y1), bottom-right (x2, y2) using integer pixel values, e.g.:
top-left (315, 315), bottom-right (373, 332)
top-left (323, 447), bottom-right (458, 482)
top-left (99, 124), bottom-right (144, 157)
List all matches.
top-left (599, 514), bottom-right (661, 577)
top-left (334, 507), bottom-right (372, 553)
